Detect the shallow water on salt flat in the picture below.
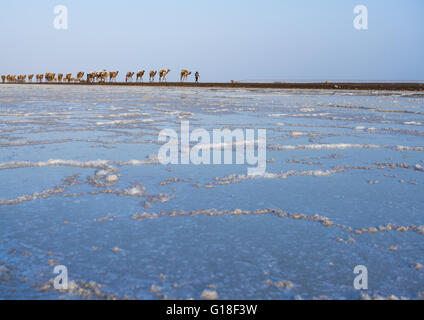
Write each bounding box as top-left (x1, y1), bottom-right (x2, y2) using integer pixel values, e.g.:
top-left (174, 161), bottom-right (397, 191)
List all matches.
top-left (0, 84), bottom-right (423, 300)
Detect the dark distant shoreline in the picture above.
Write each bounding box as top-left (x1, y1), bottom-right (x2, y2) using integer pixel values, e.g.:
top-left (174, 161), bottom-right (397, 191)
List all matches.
top-left (2, 82), bottom-right (424, 91)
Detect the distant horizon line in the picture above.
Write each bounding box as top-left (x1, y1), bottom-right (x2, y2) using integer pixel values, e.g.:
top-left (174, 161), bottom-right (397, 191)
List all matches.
top-left (239, 79), bottom-right (424, 83)
top-left (3, 81), bottom-right (424, 92)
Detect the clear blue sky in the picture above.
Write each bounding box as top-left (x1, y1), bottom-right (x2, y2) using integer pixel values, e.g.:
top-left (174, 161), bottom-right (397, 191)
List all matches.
top-left (0, 0), bottom-right (423, 81)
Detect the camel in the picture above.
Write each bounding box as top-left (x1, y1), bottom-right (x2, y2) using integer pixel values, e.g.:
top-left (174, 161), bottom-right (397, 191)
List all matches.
top-left (36, 74), bottom-right (43, 82)
top-left (87, 72), bottom-right (96, 83)
top-left (136, 70), bottom-right (145, 82)
top-left (45, 73), bottom-right (55, 82)
top-left (180, 69), bottom-right (191, 82)
top-left (103, 70), bottom-right (109, 82)
top-left (65, 73), bottom-right (72, 82)
top-left (102, 71), bottom-right (108, 83)
top-left (126, 72), bottom-right (135, 82)
top-left (94, 70), bottom-right (106, 83)
top-left (158, 69), bottom-right (165, 79)
top-left (91, 72), bottom-right (97, 82)
top-left (109, 71), bottom-right (119, 82)
top-left (1, 75), bottom-right (5, 83)
top-left (159, 69), bottom-right (171, 82)
top-left (28, 74), bottom-right (34, 82)
top-left (149, 71), bottom-right (157, 82)
top-left (162, 69), bottom-right (171, 82)
top-left (57, 73), bottom-right (63, 82)
top-left (96, 70), bottom-right (107, 83)
top-left (76, 72), bottom-right (85, 82)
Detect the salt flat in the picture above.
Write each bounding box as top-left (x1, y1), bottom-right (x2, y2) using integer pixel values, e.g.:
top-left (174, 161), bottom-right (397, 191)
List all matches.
top-left (0, 84), bottom-right (423, 299)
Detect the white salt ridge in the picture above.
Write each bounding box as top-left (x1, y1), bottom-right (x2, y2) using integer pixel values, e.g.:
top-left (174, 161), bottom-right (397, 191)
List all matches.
top-left (269, 143), bottom-right (424, 151)
top-left (0, 139), bottom-right (71, 147)
top-left (0, 159), bottom-right (115, 171)
top-left (414, 164), bottom-right (424, 172)
top-left (124, 184), bottom-right (146, 196)
top-left (194, 139), bottom-right (267, 150)
top-left (95, 119), bottom-right (154, 125)
top-left (403, 121), bottom-right (422, 126)
top-left (291, 131), bottom-right (307, 137)
top-left (213, 169), bottom-right (341, 185)
top-left (105, 175), bottom-right (118, 183)
top-left (0, 158), bottom-right (160, 170)
top-left (268, 113), bottom-right (331, 117)
top-left (0, 186), bottom-right (65, 205)
top-left (0, 112), bottom-right (71, 117)
top-left (95, 169), bottom-right (109, 177)
top-left (106, 112), bottom-right (150, 118)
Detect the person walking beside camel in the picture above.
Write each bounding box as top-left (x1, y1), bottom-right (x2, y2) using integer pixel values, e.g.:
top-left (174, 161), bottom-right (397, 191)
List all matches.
top-left (195, 72), bottom-right (199, 83)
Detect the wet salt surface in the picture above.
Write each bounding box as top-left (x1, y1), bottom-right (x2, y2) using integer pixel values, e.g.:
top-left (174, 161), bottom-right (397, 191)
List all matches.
top-left (0, 84), bottom-right (423, 300)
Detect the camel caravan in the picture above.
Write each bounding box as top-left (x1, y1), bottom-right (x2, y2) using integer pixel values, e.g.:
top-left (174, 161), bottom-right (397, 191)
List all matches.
top-left (1, 69), bottom-right (199, 84)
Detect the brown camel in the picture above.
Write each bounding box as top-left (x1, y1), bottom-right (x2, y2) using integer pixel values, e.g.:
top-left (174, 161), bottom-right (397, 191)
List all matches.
top-left (109, 71), bottom-right (119, 82)
top-left (149, 71), bottom-right (157, 82)
top-left (45, 73), bottom-right (55, 82)
top-left (94, 70), bottom-right (107, 83)
top-left (180, 69), bottom-right (191, 82)
top-left (136, 70), bottom-right (145, 82)
top-left (126, 72), bottom-right (135, 82)
top-left (87, 72), bottom-right (96, 83)
top-left (76, 72), bottom-right (85, 82)
top-left (98, 70), bottom-right (107, 83)
top-left (159, 69), bottom-right (171, 82)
